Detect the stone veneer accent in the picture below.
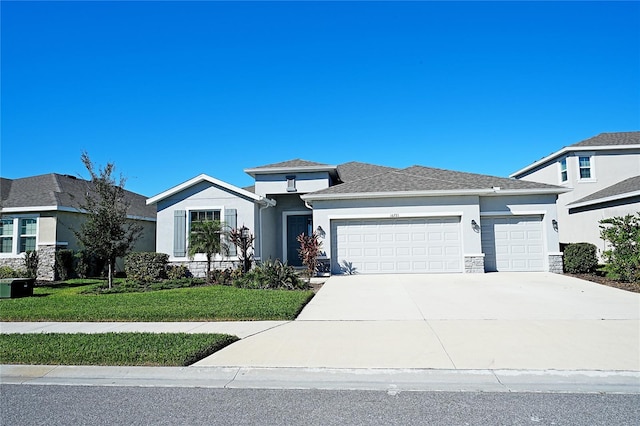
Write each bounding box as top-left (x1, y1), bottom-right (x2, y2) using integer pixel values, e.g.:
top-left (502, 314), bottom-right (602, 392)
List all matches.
top-left (36, 244), bottom-right (57, 281)
top-left (0, 257), bottom-right (25, 273)
top-left (548, 254), bottom-right (564, 274)
top-left (0, 244), bottom-right (58, 281)
top-left (464, 255), bottom-right (485, 273)
top-left (171, 260), bottom-right (238, 278)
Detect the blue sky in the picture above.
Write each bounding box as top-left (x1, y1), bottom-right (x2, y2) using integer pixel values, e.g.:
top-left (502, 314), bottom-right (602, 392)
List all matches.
top-left (2, 1), bottom-right (639, 197)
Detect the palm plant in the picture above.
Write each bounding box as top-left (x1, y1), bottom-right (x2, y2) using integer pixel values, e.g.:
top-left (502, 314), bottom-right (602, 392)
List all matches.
top-left (188, 220), bottom-right (230, 280)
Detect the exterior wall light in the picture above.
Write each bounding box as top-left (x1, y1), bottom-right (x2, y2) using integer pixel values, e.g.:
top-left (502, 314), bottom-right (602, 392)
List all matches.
top-left (471, 219), bottom-right (480, 233)
top-left (552, 219), bottom-right (558, 231)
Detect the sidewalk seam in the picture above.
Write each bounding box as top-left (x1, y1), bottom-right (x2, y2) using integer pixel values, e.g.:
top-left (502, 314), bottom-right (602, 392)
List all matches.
top-left (492, 370), bottom-right (511, 392)
top-left (241, 321), bottom-right (292, 339)
top-left (223, 367), bottom-right (242, 388)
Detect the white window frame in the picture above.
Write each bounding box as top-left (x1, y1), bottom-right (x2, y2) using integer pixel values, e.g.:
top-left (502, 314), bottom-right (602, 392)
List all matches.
top-left (0, 215), bottom-right (39, 257)
top-left (0, 218), bottom-right (15, 254)
top-left (185, 207), bottom-right (225, 261)
top-left (558, 157), bottom-right (568, 183)
top-left (576, 152), bottom-right (596, 182)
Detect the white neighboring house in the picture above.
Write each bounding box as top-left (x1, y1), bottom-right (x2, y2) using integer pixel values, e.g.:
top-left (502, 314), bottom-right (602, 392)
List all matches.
top-left (148, 159), bottom-right (568, 276)
top-left (510, 132), bottom-right (640, 255)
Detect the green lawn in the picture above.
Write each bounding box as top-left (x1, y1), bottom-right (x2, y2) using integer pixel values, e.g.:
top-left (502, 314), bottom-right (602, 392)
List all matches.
top-left (0, 282), bottom-right (315, 322)
top-left (0, 333), bottom-right (238, 366)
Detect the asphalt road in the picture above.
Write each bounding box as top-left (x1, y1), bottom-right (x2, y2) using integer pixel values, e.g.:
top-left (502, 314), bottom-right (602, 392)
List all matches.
top-left (2, 385), bottom-right (638, 425)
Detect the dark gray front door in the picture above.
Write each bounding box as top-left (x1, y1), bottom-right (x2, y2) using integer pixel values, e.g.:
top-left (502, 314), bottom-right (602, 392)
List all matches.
top-left (287, 215), bottom-right (312, 267)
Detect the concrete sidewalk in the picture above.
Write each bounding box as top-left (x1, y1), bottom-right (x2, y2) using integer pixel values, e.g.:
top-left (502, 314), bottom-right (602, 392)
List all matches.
top-left (0, 321), bottom-right (287, 339)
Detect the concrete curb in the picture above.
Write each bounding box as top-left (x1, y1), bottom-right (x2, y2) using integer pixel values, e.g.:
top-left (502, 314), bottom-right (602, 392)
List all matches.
top-left (2, 365), bottom-right (639, 394)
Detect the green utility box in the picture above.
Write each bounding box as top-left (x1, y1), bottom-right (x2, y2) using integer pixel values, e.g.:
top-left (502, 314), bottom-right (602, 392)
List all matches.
top-left (0, 278), bottom-right (35, 298)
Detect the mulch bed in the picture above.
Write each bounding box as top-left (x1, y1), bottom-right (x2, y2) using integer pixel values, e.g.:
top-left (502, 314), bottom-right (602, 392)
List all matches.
top-left (567, 273), bottom-right (640, 294)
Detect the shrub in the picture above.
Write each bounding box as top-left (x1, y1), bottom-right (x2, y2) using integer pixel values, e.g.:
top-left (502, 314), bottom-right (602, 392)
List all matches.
top-left (234, 259), bottom-right (306, 290)
top-left (297, 232), bottom-right (322, 281)
top-left (563, 243), bottom-right (598, 274)
top-left (208, 268), bottom-right (242, 285)
top-left (600, 213), bottom-right (640, 283)
top-left (75, 251), bottom-right (106, 278)
top-left (0, 266), bottom-right (28, 278)
top-left (124, 252), bottom-right (169, 283)
top-left (166, 264), bottom-right (192, 280)
top-left (55, 249), bottom-right (76, 281)
top-left (24, 251), bottom-right (39, 279)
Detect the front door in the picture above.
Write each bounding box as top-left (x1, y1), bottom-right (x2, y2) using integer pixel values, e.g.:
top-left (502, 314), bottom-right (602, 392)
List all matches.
top-left (287, 215), bottom-right (312, 267)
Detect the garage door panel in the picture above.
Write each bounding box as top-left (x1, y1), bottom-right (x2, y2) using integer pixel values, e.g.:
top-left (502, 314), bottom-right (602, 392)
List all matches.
top-left (413, 261), bottom-right (427, 270)
top-left (380, 233), bottom-right (394, 242)
top-left (332, 217), bottom-right (462, 274)
top-left (380, 247), bottom-right (394, 256)
top-left (380, 262), bottom-right (394, 271)
top-left (481, 215), bottom-right (545, 272)
top-left (412, 233), bottom-right (426, 242)
top-left (396, 247), bottom-right (411, 256)
top-left (445, 246), bottom-right (461, 255)
top-left (364, 248), bottom-right (378, 257)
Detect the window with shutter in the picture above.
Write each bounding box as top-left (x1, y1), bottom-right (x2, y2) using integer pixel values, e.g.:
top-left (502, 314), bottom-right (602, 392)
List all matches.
top-left (225, 209), bottom-right (237, 256)
top-left (173, 210), bottom-right (186, 257)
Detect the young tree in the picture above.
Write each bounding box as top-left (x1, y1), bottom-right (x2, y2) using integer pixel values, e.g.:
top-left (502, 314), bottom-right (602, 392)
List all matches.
top-left (297, 232), bottom-right (322, 283)
top-left (188, 220), bottom-right (230, 281)
top-left (74, 152), bottom-right (143, 289)
top-left (599, 213), bottom-right (640, 283)
top-left (229, 226), bottom-right (254, 273)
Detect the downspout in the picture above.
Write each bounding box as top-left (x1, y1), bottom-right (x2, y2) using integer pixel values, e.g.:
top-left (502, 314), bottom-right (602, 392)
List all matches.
top-left (258, 197), bottom-right (276, 262)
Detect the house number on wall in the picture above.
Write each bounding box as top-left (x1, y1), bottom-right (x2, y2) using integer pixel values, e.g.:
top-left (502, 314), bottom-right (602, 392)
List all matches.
top-left (390, 213), bottom-right (400, 218)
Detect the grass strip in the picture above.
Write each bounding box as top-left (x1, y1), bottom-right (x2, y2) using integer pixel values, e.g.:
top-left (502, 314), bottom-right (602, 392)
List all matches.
top-left (0, 333), bottom-right (239, 366)
top-left (0, 284), bottom-right (315, 321)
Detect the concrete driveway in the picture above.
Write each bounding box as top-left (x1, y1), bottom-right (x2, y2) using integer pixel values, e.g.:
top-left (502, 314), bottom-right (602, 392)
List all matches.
top-left (196, 273), bottom-right (640, 371)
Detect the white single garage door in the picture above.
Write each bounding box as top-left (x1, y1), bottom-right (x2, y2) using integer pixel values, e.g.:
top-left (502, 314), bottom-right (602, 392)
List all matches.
top-left (331, 217), bottom-right (462, 274)
top-left (481, 215), bottom-right (545, 272)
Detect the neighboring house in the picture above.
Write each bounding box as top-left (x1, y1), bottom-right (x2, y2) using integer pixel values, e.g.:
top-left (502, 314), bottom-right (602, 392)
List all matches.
top-left (0, 173), bottom-right (157, 280)
top-left (510, 132), bottom-right (640, 255)
top-left (148, 160), bottom-right (567, 276)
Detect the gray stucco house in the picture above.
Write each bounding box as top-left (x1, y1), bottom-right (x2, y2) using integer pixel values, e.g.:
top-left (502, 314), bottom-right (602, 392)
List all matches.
top-left (148, 160), bottom-right (567, 276)
top-left (0, 173), bottom-right (157, 280)
top-left (511, 131), bottom-right (640, 255)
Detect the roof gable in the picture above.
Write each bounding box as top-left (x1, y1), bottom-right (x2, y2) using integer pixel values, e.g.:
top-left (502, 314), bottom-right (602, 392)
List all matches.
top-left (147, 174), bottom-right (268, 206)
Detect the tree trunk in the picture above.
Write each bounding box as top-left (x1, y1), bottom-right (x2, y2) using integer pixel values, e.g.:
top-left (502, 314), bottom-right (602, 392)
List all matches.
top-left (108, 262), bottom-right (113, 289)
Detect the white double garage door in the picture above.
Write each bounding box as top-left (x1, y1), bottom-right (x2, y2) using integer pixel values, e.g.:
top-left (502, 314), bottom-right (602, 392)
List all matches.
top-left (330, 215), bottom-right (544, 274)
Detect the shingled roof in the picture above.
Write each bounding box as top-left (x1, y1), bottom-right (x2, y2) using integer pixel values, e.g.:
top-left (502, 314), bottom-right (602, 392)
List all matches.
top-left (304, 165), bottom-right (564, 199)
top-left (568, 175), bottom-right (640, 207)
top-left (1, 173), bottom-right (156, 219)
top-left (248, 159), bottom-right (333, 169)
top-left (336, 162), bottom-right (398, 183)
top-left (571, 132), bottom-right (640, 147)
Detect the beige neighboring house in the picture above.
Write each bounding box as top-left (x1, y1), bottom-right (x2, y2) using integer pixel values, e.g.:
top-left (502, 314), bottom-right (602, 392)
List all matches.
top-left (510, 131), bottom-right (640, 255)
top-left (0, 173), bottom-right (156, 281)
